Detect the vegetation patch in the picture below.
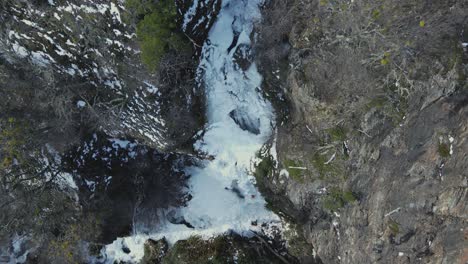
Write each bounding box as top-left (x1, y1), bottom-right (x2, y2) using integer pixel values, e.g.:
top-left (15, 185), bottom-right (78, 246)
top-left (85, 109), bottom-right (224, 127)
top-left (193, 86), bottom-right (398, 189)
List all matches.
top-left (438, 142), bottom-right (450, 158)
top-left (380, 52), bottom-right (390, 66)
top-left (371, 9), bottom-right (381, 20)
top-left (366, 91), bottom-right (408, 126)
top-left (283, 159), bottom-right (305, 182)
top-left (46, 219), bottom-right (101, 264)
top-left (322, 187), bottom-right (357, 211)
top-left (366, 96), bottom-right (387, 110)
top-left (310, 152), bottom-right (343, 181)
top-left (0, 117), bottom-right (28, 168)
top-left (141, 238), bottom-right (168, 264)
top-left (389, 102), bottom-right (407, 125)
top-left (126, 0), bottom-right (190, 71)
top-left (443, 40), bottom-right (465, 77)
top-left (254, 154), bottom-right (275, 179)
top-left (388, 219), bottom-right (400, 236)
top-left (162, 235), bottom-right (231, 264)
top-left (326, 125), bottom-right (347, 142)
top-left (162, 235), bottom-right (287, 264)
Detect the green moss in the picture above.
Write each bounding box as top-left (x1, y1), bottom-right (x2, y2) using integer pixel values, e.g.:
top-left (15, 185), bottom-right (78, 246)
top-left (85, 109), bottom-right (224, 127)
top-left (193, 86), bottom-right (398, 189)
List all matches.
top-left (438, 142), bottom-right (450, 158)
top-left (339, 2), bottom-right (349, 11)
top-left (371, 9), bottom-right (381, 20)
top-left (254, 155), bottom-right (275, 178)
top-left (310, 153), bottom-right (342, 180)
top-left (162, 235), bottom-right (284, 264)
top-left (322, 195), bottom-right (344, 211)
top-left (326, 125), bottom-right (347, 142)
top-left (342, 190), bottom-right (357, 203)
top-left (283, 159), bottom-right (305, 182)
top-left (319, 0), bottom-right (328, 6)
top-left (322, 187), bottom-right (357, 211)
top-left (253, 153), bottom-right (296, 221)
top-left (380, 52), bottom-right (390, 66)
top-left (0, 118), bottom-right (28, 168)
top-left (388, 220), bottom-right (400, 236)
top-left (366, 96), bottom-right (387, 109)
top-left (162, 236), bottom-right (229, 264)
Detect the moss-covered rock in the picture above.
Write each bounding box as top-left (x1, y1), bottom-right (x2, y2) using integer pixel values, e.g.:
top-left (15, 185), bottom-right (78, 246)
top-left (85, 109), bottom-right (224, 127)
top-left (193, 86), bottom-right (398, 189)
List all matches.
top-left (283, 159), bottom-right (306, 182)
top-left (322, 187), bottom-right (357, 212)
top-left (141, 238), bottom-right (169, 264)
top-left (254, 154), bottom-right (275, 179)
top-left (161, 234), bottom-right (292, 264)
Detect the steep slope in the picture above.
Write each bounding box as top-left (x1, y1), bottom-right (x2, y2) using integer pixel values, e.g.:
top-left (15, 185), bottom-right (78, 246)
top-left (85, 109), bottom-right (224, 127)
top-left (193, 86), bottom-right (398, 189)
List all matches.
top-left (256, 0), bottom-right (468, 263)
top-left (0, 0), bottom-right (219, 262)
top-left (0, 0), bottom-right (206, 151)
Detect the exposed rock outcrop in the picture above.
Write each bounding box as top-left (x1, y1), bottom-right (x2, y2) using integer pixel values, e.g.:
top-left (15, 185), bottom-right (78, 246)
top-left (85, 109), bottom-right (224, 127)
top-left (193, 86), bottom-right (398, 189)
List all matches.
top-left (256, 0), bottom-right (468, 263)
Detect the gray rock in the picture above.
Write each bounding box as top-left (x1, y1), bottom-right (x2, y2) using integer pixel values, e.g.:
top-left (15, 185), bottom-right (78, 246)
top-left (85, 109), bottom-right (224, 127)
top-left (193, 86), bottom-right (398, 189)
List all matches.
top-left (229, 107), bottom-right (261, 135)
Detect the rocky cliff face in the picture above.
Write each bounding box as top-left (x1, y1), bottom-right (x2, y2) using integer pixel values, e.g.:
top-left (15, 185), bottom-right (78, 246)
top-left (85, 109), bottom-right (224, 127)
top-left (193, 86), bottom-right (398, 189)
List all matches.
top-left (256, 0), bottom-right (468, 263)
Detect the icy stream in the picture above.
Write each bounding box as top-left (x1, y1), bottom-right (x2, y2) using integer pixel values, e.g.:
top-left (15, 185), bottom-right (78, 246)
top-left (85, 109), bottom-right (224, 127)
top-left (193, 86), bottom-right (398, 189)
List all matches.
top-left (102, 0), bottom-right (279, 262)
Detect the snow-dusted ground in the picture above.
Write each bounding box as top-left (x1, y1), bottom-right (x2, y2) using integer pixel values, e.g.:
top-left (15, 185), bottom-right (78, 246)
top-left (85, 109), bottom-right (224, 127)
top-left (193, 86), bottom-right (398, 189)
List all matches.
top-left (101, 0), bottom-right (280, 262)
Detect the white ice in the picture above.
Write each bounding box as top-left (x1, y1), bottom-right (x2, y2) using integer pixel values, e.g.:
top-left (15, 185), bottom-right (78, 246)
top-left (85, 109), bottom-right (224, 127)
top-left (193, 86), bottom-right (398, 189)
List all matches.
top-left (101, 0), bottom-right (279, 262)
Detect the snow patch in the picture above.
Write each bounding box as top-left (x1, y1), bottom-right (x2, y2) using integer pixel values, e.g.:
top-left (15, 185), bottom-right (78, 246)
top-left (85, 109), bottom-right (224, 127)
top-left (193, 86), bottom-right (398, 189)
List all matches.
top-left (143, 81), bottom-right (158, 94)
top-left (182, 0), bottom-right (199, 31)
top-left (30, 51), bottom-right (55, 66)
top-left (56, 172), bottom-right (78, 190)
top-left (110, 3), bottom-right (122, 23)
top-left (21, 19), bottom-right (39, 28)
top-left (11, 43), bottom-right (29, 58)
top-left (77, 100), bottom-right (86, 108)
top-left (279, 169), bottom-right (289, 179)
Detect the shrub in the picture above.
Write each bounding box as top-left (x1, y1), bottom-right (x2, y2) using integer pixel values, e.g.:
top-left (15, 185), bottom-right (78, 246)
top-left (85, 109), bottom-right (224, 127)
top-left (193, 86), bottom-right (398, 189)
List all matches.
top-left (326, 125), bottom-right (347, 142)
top-left (254, 155), bottom-right (275, 178)
top-left (322, 187), bottom-right (357, 211)
top-left (0, 117), bottom-right (26, 168)
top-left (388, 220), bottom-right (400, 236)
top-left (310, 152), bottom-right (343, 180)
top-left (438, 142), bottom-right (450, 158)
top-left (131, 0), bottom-right (190, 71)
